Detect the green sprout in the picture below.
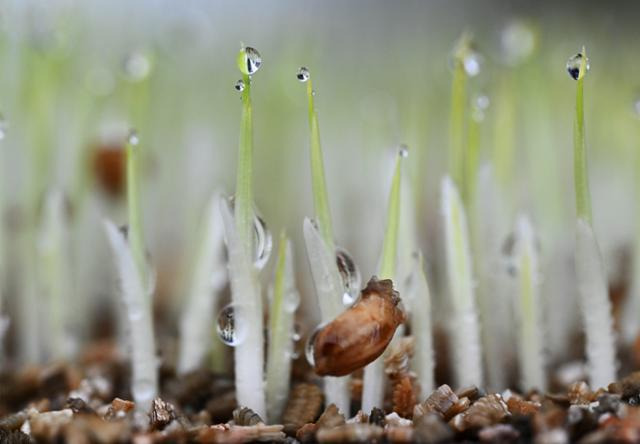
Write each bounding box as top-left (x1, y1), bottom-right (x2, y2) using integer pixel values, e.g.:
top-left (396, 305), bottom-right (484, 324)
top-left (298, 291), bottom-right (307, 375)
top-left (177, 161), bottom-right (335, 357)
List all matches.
top-left (266, 232), bottom-right (299, 423)
top-left (220, 45), bottom-right (266, 417)
top-left (569, 47), bottom-right (617, 388)
top-left (362, 147), bottom-right (405, 413)
top-left (299, 66), bottom-right (350, 415)
top-left (512, 215), bottom-right (546, 391)
top-left (104, 129), bottom-right (158, 414)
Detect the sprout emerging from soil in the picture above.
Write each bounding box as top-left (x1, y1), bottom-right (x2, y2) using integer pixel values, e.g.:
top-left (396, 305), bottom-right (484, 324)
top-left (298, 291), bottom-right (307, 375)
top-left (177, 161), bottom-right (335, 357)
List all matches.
top-left (361, 147), bottom-right (405, 413)
top-left (178, 191), bottom-right (227, 374)
top-left (104, 130), bottom-right (158, 413)
top-left (300, 66), bottom-right (351, 415)
top-left (266, 232), bottom-right (299, 423)
top-left (512, 215), bottom-right (546, 391)
top-left (220, 45), bottom-right (266, 417)
top-left (442, 176), bottom-right (482, 388)
top-left (569, 47), bottom-right (617, 388)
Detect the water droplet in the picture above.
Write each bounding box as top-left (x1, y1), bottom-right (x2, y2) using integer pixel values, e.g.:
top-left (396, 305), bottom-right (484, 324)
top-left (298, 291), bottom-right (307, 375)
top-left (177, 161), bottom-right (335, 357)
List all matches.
top-left (234, 79), bottom-right (245, 92)
top-left (253, 214), bottom-right (272, 270)
top-left (296, 66), bottom-right (310, 82)
top-left (398, 144), bottom-right (409, 158)
top-left (566, 52), bottom-right (589, 80)
top-left (237, 46), bottom-right (262, 76)
top-left (122, 51), bottom-right (151, 82)
top-left (311, 89), bottom-right (316, 97)
top-left (336, 247), bottom-right (361, 307)
top-left (472, 94), bottom-right (490, 122)
top-left (463, 51), bottom-right (482, 77)
top-left (0, 114), bottom-right (7, 140)
top-left (216, 304), bottom-right (248, 346)
top-left (305, 324), bottom-right (324, 366)
top-left (291, 350), bottom-right (300, 360)
top-left (128, 129), bottom-right (139, 146)
top-left (228, 197), bottom-right (272, 270)
top-left (292, 323), bottom-right (302, 342)
top-left (500, 21), bottom-right (535, 65)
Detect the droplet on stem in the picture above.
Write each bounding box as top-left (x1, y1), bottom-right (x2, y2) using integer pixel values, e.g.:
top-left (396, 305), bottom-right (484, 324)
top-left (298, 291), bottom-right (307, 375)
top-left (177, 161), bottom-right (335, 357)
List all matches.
top-left (235, 79), bottom-right (245, 92)
top-left (122, 51), bottom-right (151, 82)
top-left (398, 144), bottom-right (409, 158)
top-left (0, 114), bottom-right (7, 140)
top-left (227, 197), bottom-right (273, 270)
top-left (296, 66), bottom-right (310, 82)
top-left (128, 129), bottom-right (139, 146)
top-left (216, 304), bottom-right (248, 346)
top-left (336, 247), bottom-right (361, 306)
top-left (500, 20), bottom-right (535, 65)
top-left (566, 52), bottom-right (589, 81)
top-left (305, 324), bottom-right (323, 366)
top-left (237, 46), bottom-right (262, 76)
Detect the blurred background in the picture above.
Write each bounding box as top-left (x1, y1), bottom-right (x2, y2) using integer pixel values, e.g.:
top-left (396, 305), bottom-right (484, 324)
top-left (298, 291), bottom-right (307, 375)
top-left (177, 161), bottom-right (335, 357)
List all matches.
top-left (1, 0), bottom-right (640, 383)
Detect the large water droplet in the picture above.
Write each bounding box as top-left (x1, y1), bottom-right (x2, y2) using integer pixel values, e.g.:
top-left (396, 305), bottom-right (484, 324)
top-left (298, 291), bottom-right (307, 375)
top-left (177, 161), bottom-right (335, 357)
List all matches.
top-left (336, 247), bottom-right (361, 307)
top-left (296, 66), bottom-right (310, 82)
top-left (305, 324), bottom-right (323, 366)
top-left (128, 129), bottom-right (139, 146)
top-left (238, 46), bottom-right (262, 76)
top-left (234, 79), bottom-right (245, 92)
top-left (566, 52), bottom-right (589, 80)
top-left (216, 304), bottom-right (248, 346)
top-left (228, 197), bottom-right (272, 270)
top-left (253, 214), bottom-right (272, 270)
top-left (122, 51), bottom-right (151, 82)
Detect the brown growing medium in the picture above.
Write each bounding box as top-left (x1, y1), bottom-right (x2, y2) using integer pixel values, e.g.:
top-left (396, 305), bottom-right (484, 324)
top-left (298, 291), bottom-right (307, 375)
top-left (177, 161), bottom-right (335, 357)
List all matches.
top-left (312, 277), bottom-right (405, 377)
top-left (92, 143), bottom-right (126, 198)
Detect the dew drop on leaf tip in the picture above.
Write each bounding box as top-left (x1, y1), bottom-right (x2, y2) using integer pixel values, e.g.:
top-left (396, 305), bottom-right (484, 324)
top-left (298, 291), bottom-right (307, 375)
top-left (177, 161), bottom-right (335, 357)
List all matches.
top-left (566, 52), bottom-right (589, 80)
top-left (296, 66), bottom-right (310, 82)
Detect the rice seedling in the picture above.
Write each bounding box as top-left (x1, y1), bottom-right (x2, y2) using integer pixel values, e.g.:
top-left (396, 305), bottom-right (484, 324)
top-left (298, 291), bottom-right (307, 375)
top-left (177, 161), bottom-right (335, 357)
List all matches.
top-left (568, 48), bottom-right (617, 388)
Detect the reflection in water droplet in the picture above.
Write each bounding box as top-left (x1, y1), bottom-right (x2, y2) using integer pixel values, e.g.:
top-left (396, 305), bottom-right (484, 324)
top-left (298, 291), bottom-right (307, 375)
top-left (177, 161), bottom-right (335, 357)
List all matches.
top-left (216, 304), bottom-right (247, 346)
top-left (305, 325), bottom-right (323, 366)
top-left (336, 247), bottom-right (361, 307)
top-left (128, 129), bottom-right (139, 146)
top-left (123, 51), bottom-right (151, 82)
top-left (296, 66), bottom-right (310, 82)
top-left (239, 46), bottom-right (262, 75)
top-left (398, 144), bottom-right (409, 158)
top-left (235, 79), bottom-right (245, 92)
top-left (566, 52), bottom-right (589, 81)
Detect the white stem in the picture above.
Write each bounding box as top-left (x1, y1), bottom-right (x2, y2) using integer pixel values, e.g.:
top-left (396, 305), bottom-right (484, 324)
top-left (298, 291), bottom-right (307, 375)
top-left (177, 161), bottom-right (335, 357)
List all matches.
top-left (362, 358), bottom-right (384, 413)
top-left (220, 198), bottom-right (265, 417)
top-left (265, 238), bottom-right (299, 423)
top-left (37, 189), bottom-right (74, 360)
top-left (575, 218), bottom-right (617, 388)
top-left (513, 215), bottom-right (546, 391)
top-left (407, 252), bottom-right (434, 398)
top-left (473, 166), bottom-right (511, 391)
top-left (303, 217), bottom-right (350, 416)
top-left (441, 176), bottom-right (482, 388)
top-left (178, 192), bottom-right (227, 374)
top-left (104, 220), bottom-right (158, 412)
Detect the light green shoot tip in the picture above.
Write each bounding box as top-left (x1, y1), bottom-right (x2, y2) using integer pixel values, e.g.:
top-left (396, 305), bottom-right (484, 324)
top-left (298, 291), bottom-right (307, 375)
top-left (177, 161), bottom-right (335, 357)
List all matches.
top-left (125, 129), bottom-right (147, 284)
top-left (304, 68), bottom-right (335, 251)
top-left (379, 148), bottom-right (407, 280)
top-left (573, 46), bottom-right (592, 224)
